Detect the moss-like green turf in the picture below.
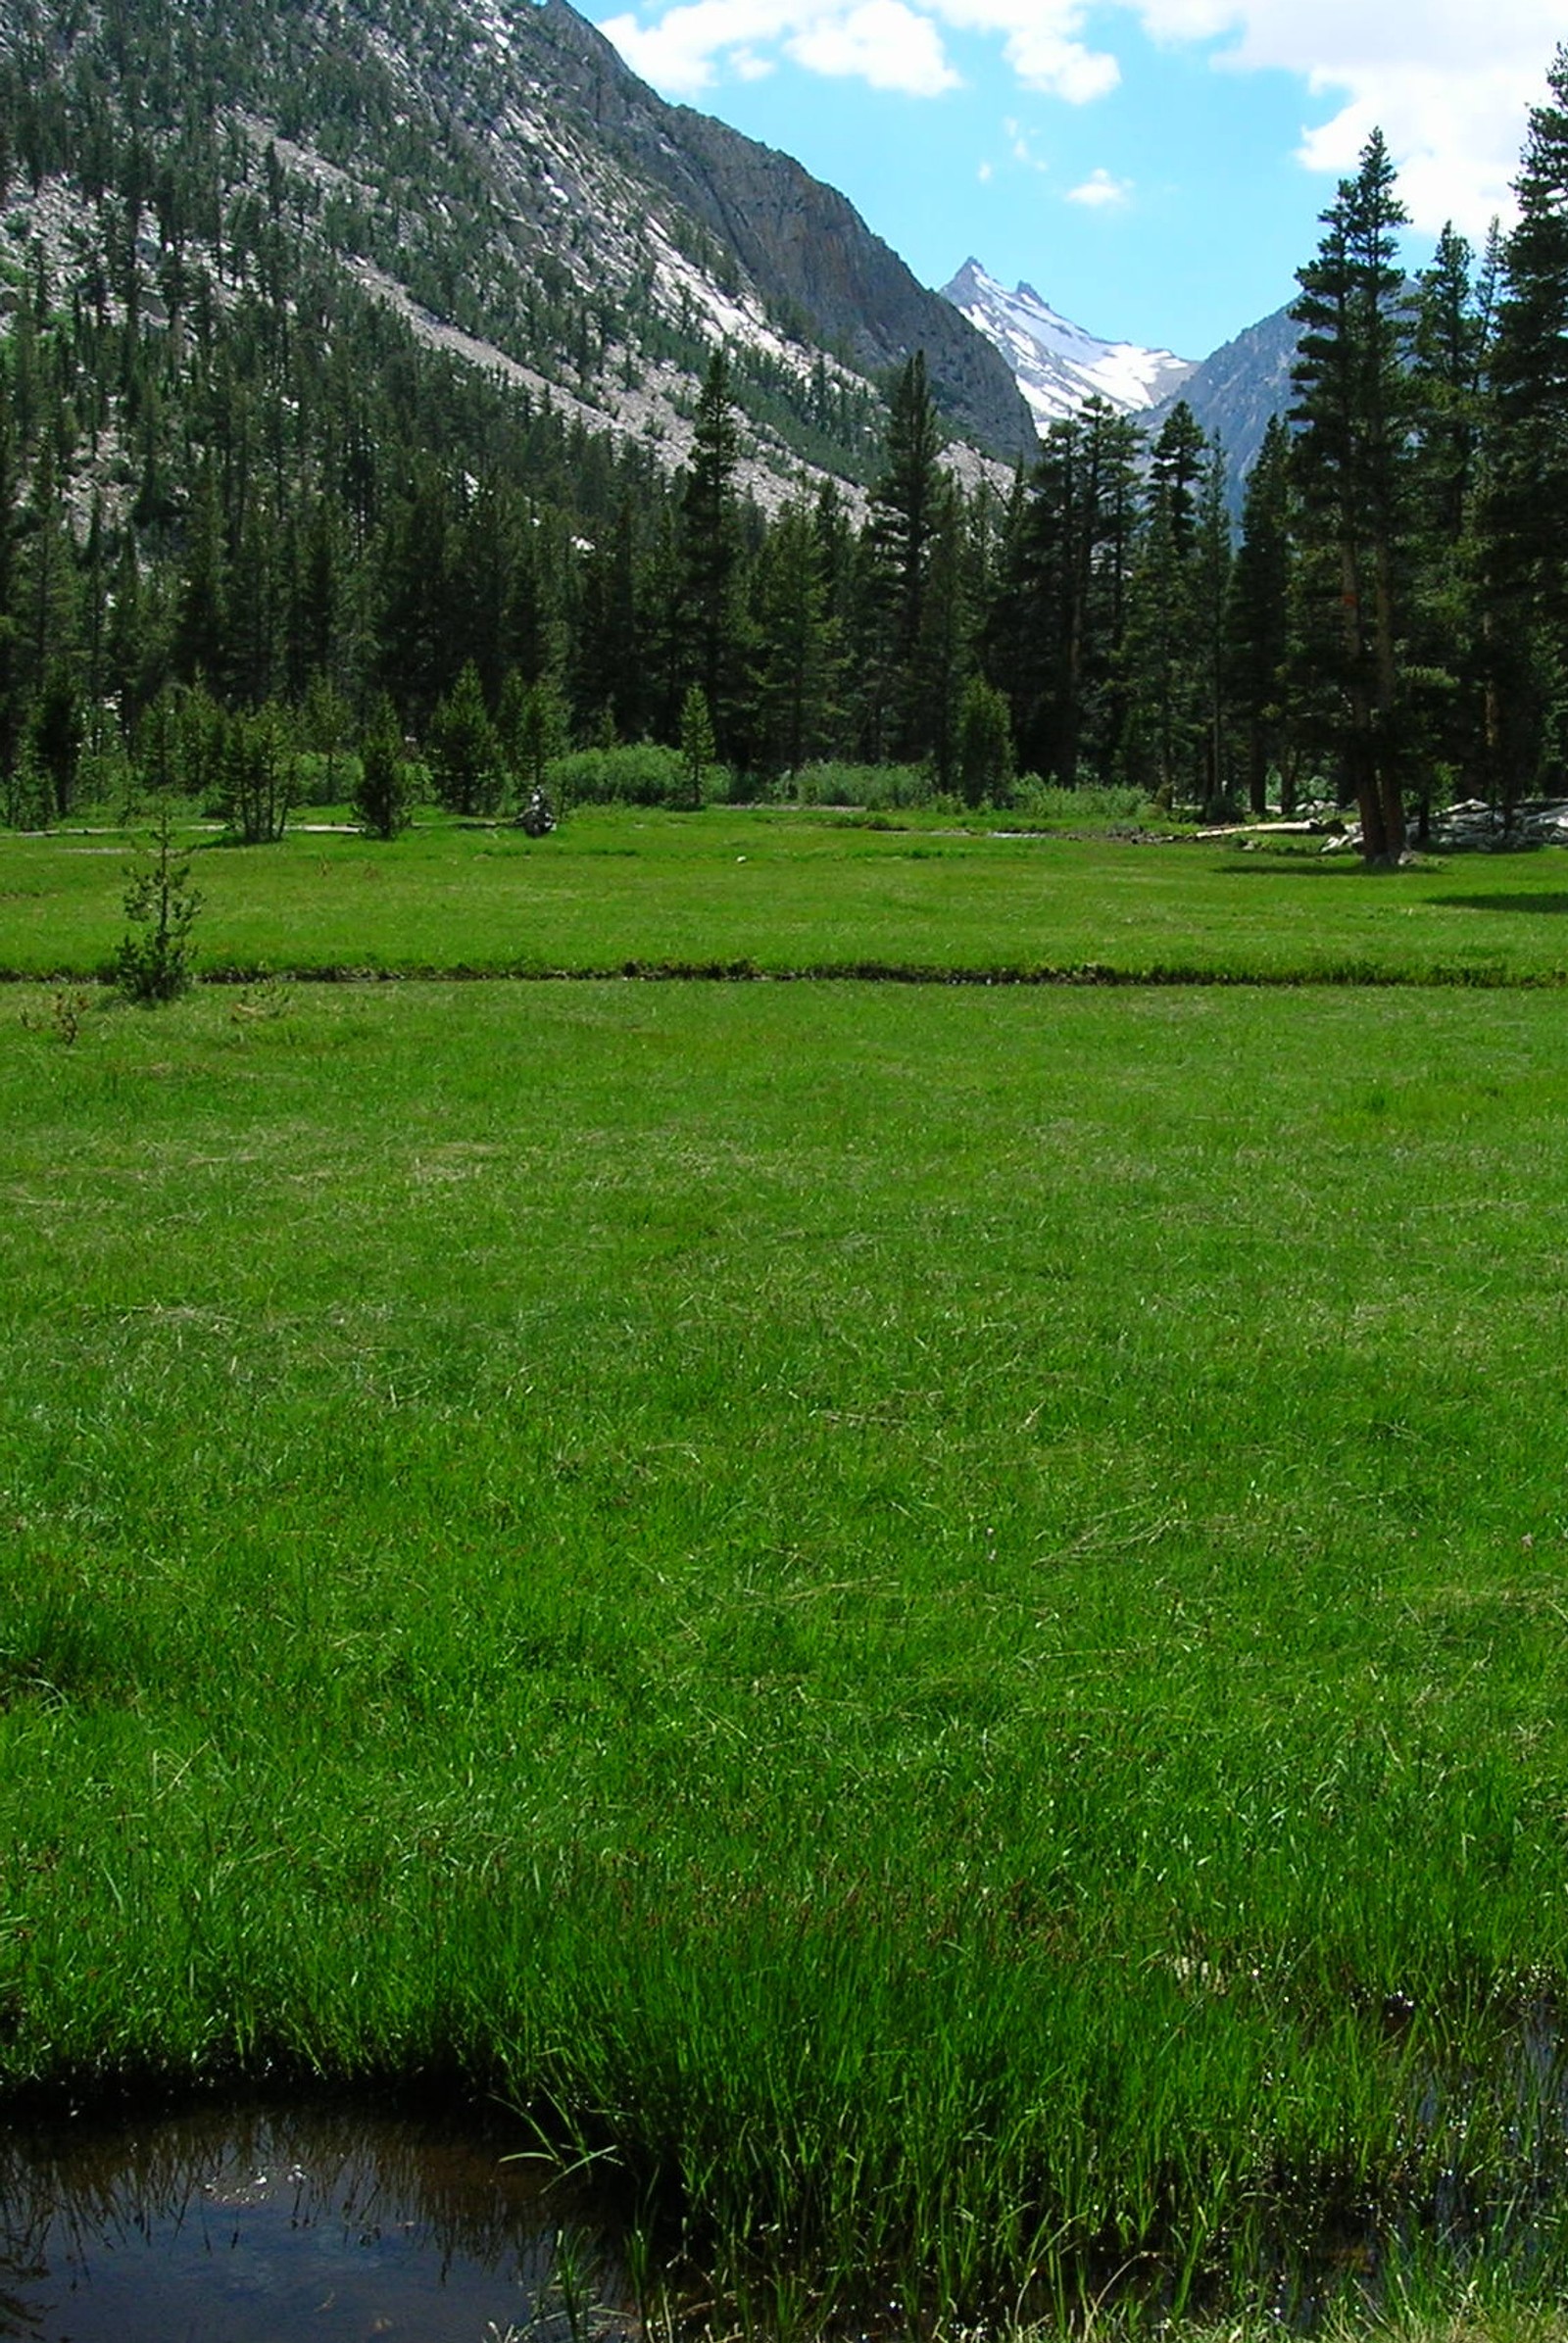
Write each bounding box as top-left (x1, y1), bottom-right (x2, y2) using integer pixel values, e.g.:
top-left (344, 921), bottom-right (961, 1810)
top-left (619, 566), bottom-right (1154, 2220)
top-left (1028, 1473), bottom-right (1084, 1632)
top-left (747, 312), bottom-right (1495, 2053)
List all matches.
top-left (6, 814), bottom-right (1568, 2328)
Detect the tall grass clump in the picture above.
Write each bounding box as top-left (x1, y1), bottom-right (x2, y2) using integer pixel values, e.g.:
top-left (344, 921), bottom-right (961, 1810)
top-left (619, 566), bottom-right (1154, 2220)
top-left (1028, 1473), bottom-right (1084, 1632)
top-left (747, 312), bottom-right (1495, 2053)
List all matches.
top-left (1010, 775), bottom-right (1153, 825)
top-left (787, 758), bottom-right (935, 808)
top-left (549, 742), bottom-right (734, 807)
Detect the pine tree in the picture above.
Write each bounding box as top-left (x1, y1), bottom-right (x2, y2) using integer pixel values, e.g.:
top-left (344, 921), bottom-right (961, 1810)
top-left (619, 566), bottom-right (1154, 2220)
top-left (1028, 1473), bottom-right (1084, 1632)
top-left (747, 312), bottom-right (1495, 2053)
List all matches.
top-left (426, 659), bottom-right (504, 816)
top-left (571, 500), bottom-right (642, 742)
top-left (1191, 441), bottom-right (1236, 816)
top-left (509, 675), bottom-right (569, 806)
top-left (300, 672), bottom-right (354, 804)
top-left (172, 455), bottom-right (228, 690)
top-left (1149, 401), bottom-right (1207, 557)
top-left (1124, 410), bottom-right (1208, 807)
top-left (0, 367), bottom-right (24, 792)
top-left (1488, 47), bottom-right (1568, 794)
top-left (956, 675), bottom-right (1014, 808)
top-left (912, 479), bottom-right (971, 792)
top-left (1407, 223), bottom-right (1494, 824)
top-left (680, 354), bottom-right (743, 757)
top-left (862, 352), bottom-right (943, 762)
top-left (987, 401), bottom-right (1142, 788)
top-left (679, 683), bottom-right (716, 809)
top-left (353, 697), bottom-right (415, 840)
top-left (1227, 415), bottom-right (1295, 816)
top-left (752, 501), bottom-right (837, 782)
top-left (1290, 127), bottom-right (1416, 863)
top-left (29, 665), bottom-right (84, 819)
top-left (220, 703), bottom-right (295, 844)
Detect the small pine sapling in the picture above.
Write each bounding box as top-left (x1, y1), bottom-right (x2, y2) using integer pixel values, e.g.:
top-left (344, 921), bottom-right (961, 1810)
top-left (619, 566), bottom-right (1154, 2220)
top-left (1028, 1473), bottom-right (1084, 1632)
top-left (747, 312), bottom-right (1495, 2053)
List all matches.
top-left (679, 683), bottom-right (715, 810)
top-left (116, 798), bottom-right (202, 1002)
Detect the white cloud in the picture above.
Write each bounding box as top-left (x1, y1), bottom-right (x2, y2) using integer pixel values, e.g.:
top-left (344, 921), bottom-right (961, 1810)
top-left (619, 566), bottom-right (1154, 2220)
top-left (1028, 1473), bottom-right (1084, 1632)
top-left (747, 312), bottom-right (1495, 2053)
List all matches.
top-left (1004, 116), bottom-right (1051, 170)
top-left (595, 0), bottom-right (1562, 233)
top-left (1127, 0), bottom-right (1563, 234)
top-left (932, 0), bottom-right (1118, 100)
top-left (598, 0), bottom-right (1117, 103)
top-left (977, 157), bottom-right (995, 178)
top-left (1066, 165), bottom-right (1133, 206)
top-left (597, 0), bottom-right (821, 94)
top-left (787, 0), bottom-right (961, 92)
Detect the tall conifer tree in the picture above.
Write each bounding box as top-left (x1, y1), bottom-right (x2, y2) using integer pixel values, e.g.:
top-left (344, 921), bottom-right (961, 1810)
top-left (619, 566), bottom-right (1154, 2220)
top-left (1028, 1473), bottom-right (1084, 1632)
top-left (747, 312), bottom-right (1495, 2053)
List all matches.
top-left (1290, 128), bottom-right (1415, 863)
top-left (863, 352), bottom-right (943, 763)
top-left (1488, 47), bottom-right (1568, 792)
top-left (1228, 415), bottom-right (1295, 816)
top-left (680, 353), bottom-right (743, 756)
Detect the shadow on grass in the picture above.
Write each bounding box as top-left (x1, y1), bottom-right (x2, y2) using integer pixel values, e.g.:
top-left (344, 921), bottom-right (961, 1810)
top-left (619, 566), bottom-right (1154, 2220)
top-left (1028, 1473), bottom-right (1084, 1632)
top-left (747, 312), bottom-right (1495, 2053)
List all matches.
top-left (1433, 894), bottom-right (1568, 915)
top-left (1215, 858), bottom-right (1375, 878)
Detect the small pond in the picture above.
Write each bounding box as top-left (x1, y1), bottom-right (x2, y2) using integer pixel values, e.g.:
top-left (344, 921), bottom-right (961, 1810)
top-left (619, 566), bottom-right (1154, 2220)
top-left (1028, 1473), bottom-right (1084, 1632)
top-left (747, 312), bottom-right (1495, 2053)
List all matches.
top-left (0, 2098), bottom-right (630, 2343)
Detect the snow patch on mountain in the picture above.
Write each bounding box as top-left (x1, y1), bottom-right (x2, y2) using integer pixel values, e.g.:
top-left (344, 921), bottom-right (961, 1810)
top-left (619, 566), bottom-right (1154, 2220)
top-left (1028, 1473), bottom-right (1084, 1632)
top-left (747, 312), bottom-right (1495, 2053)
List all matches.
top-left (942, 259), bottom-right (1197, 430)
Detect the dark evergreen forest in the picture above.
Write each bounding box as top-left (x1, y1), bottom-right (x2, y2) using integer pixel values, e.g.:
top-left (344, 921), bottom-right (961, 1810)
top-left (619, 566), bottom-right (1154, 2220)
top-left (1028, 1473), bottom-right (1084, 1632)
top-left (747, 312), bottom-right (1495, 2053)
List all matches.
top-left (4, 1), bottom-right (1568, 865)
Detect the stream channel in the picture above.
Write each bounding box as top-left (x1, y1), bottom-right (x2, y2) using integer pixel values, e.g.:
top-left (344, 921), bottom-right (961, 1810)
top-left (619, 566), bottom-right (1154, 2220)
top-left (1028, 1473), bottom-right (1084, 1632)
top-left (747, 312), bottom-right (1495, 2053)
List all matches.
top-left (0, 2098), bottom-right (631, 2343)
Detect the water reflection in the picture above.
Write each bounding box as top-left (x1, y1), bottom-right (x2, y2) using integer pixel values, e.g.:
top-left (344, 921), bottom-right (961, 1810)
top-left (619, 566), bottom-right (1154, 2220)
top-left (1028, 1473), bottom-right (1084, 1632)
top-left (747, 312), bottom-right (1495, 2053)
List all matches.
top-left (0, 2099), bottom-right (629, 2343)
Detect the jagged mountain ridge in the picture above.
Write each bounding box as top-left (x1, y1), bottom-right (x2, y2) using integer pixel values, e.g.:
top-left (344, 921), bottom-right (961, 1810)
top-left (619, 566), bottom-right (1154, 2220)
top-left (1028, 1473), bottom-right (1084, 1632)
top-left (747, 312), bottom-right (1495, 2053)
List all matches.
top-left (0, 0), bottom-right (1036, 497)
top-left (1144, 302), bottom-right (1300, 480)
top-left (944, 257), bottom-right (1307, 490)
top-left (943, 259), bottom-right (1196, 430)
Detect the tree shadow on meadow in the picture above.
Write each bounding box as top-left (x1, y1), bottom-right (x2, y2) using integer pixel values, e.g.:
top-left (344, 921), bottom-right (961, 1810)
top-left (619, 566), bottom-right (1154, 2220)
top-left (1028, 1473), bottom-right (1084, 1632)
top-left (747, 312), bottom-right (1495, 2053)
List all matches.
top-left (1214, 858), bottom-right (1383, 878)
top-left (1214, 864), bottom-right (1568, 910)
top-left (1430, 894), bottom-right (1568, 915)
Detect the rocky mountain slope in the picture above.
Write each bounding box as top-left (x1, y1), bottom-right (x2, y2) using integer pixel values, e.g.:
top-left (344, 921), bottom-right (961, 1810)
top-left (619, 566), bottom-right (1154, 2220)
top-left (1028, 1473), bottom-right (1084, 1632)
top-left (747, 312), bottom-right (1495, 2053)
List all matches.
top-left (943, 259), bottom-right (1196, 430)
top-left (516, 8), bottom-right (1036, 461)
top-left (0, 0), bottom-right (1035, 501)
top-left (1143, 302), bottom-right (1299, 479)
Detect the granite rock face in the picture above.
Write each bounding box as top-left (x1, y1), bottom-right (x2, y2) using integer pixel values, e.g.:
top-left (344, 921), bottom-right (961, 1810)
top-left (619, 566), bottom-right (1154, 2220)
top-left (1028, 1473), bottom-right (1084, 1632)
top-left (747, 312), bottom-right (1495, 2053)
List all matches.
top-left (5, 0), bottom-right (1037, 495)
top-left (514, 0), bottom-right (1038, 459)
top-left (1144, 303), bottom-right (1300, 483)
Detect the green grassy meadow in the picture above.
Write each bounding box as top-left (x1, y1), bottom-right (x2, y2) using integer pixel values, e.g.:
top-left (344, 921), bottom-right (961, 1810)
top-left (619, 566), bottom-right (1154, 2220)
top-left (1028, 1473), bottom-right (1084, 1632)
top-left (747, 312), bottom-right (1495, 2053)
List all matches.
top-left (6, 812), bottom-right (1568, 2328)
top-left (6, 804), bottom-right (1568, 982)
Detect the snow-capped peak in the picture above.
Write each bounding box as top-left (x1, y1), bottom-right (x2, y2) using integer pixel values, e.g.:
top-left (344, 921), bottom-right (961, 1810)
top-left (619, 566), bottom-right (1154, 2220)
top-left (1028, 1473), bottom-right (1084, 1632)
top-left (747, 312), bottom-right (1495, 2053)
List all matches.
top-left (942, 258), bottom-right (1197, 433)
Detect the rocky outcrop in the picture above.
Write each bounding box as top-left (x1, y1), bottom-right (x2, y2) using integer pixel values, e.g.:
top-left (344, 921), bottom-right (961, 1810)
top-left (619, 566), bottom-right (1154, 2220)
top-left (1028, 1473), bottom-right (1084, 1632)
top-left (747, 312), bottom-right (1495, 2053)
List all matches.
top-left (1319, 800), bottom-right (1568, 853)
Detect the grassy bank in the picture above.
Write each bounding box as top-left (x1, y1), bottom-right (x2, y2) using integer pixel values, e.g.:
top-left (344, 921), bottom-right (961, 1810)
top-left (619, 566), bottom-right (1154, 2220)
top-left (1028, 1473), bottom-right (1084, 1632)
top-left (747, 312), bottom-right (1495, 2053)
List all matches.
top-left (5, 805), bottom-right (1568, 983)
top-left (5, 969), bottom-right (1568, 2324)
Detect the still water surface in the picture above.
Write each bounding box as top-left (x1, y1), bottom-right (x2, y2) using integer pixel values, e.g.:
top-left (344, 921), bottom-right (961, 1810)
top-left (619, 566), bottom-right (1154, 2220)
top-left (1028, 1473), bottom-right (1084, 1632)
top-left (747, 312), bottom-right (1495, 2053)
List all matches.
top-left (0, 2099), bottom-right (628, 2343)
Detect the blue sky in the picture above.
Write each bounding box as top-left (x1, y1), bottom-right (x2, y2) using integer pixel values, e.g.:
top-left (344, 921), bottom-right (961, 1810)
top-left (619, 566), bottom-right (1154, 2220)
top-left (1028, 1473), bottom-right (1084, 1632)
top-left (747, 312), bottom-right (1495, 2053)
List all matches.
top-left (590, 0), bottom-right (1565, 360)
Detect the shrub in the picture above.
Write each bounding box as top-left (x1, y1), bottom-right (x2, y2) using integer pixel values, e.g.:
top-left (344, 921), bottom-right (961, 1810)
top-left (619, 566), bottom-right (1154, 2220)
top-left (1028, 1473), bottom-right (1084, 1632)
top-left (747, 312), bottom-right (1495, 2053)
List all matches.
top-left (220, 707), bottom-right (297, 844)
top-left (957, 678), bottom-right (1016, 808)
top-left (353, 701), bottom-right (416, 839)
top-left (1009, 777), bottom-right (1152, 826)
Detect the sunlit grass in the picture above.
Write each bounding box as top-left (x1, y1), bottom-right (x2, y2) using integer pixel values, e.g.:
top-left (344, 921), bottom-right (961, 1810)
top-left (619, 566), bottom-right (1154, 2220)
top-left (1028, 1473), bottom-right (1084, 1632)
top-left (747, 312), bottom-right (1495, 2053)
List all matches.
top-left (5, 975), bottom-right (1568, 2324)
top-left (5, 805), bottom-right (1568, 983)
